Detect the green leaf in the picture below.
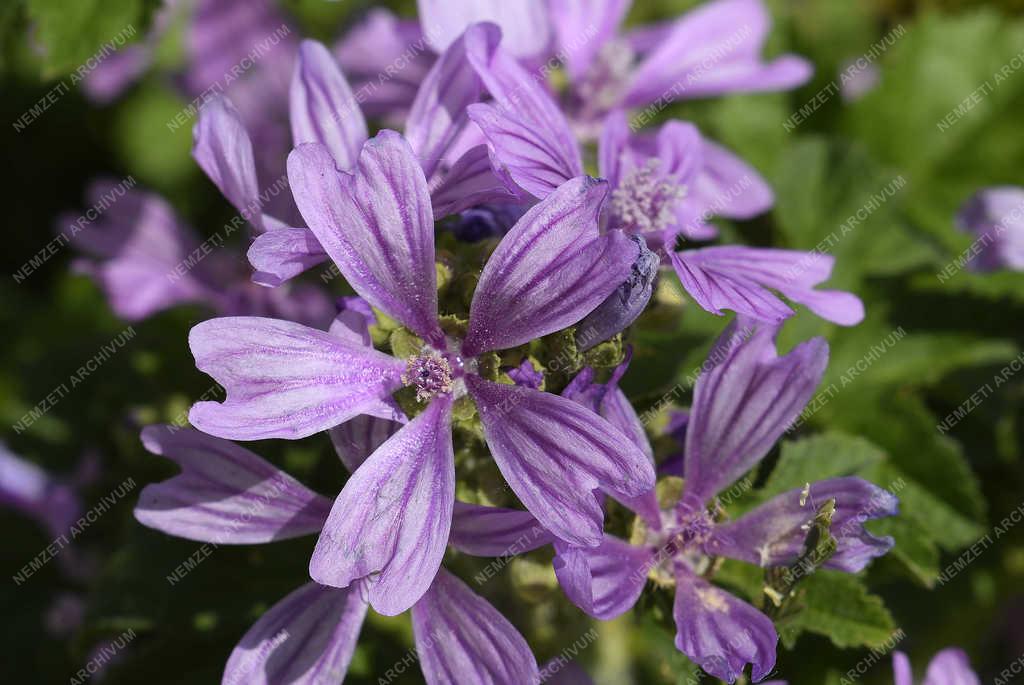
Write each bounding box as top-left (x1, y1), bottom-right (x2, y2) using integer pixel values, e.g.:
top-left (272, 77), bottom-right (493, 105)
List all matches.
top-left (869, 516), bottom-right (941, 587)
top-left (25, 0), bottom-right (156, 76)
top-left (760, 433), bottom-right (887, 500)
top-left (777, 571), bottom-right (897, 649)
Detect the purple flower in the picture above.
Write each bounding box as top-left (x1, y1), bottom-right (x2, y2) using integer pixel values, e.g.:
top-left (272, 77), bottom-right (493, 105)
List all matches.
top-left (134, 424), bottom-right (548, 684)
top-left (59, 180), bottom-right (334, 326)
top-left (187, 130), bottom-right (655, 614)
top-left (245, 27), bottom-right (526, 285)
top-left (466, 47), bottom-right (863, 326)
top-left (551, 322), bottom-right (897, 682)
top-left (893, 648), bottom-right (979, 685)
top-left (955, 186), bottom-right (1024, 272)
top-left (547, 0), bottom-right (812, 128)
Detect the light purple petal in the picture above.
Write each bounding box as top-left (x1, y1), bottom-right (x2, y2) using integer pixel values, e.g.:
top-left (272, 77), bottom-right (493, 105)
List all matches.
top-left (82, 45), bottom-right (151, 103)
top-left (670, 246), bottom-right (865, 326)
top-left (288, 132), bottom-right (443, 342)
top-left (185, 0), bottom-right (297, 96)
top-left (328, 414), bottom-right (405, 473)
top-left (309, 398), bottom-right (454, 616)
top-left (412, 568), bottom-right (541, 685)
top-left (193, 96), bottom-right (266, 232)
top-left (553, 535), bottom-right (652, 619)
top-left (188, 317), bottom-right (405, 440)
top-left (463, 177), bottom-right (633, 356)
top-left (449, 502), bottom-right (554, 556)
top-left (706, 477), bottom-right (898, 572)
top-left (548, 0), bottom-right (630, 82)
top-left (135, 425), bottom-right (331, 543)
top-left (418, 0), bottom-right (552, 59)
top-left (430, 144), bottom-right (525, 218)
top-left (0, 443), bottom-right (81, 539)
top-left (624, 0), bottom-right (812, 106)
top-left (466, 376), bottom-right (655, 546)
top-left (247, 227), bottom-right (329, 287)
top-left (466, 35), bottom-right (583, 198)
top-left (923, 648), bottom-right (981, 685)
top-left (673, 564), bottom-right (778, 683)
top-left (333, 9), bottom-right (433, 118)
top-left (74, 256), bottom-right (212, 322)
top-left (290, 40), bottom-right (368, 170)
top-left (407, 25), bottom-right (498, 180)
top-left (598, 110), bottom-right (633, 190)
top-left (222, 582), bottom-right (367, 685)
top-left (690, 138), bottom-right (774, 221)
top-left (893, 652), bottom-right (914, 685)
top-left (682, 326), bottom-right (828, 507)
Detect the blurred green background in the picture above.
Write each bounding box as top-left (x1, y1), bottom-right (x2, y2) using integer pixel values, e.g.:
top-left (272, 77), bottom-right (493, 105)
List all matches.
top-left (2, 0), bottom-right (1023, 683)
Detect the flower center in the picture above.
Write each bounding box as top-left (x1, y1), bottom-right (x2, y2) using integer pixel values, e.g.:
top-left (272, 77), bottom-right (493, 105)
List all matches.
top-left (577, 40), bottom-right (635, 114)
top-left (401, 353), bottom-right (454, 402)
top-left (610, 159), bottom-right (687, 235)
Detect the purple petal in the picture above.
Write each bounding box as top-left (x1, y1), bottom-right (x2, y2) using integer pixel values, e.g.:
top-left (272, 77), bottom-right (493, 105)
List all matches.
top-left (893, 652), bottom-right (913, 685)
top-left (574, 234), bottom-right (659, 352)
top-left (0, 443), bottom-right (81, 540)
top-left (247, 227), bottom-right (329, 287)
top-left (466, 36), bottom-right (583, 198)
top-left (706, 477), bottom-right (898, 572)
top-left (309, 398), bottom-right (454, 616)
top-left (328, 414), bottom-right (405, 473)
top-left (923, 648), bottom-right (980, 685)
top-left (430, 144), bottom-right (525, 218)
top-left (288, 132), bottom-right (443, 342)
top-left (188, 317), bottom-right (405, 440)
top-left (624, 0), bottom-right (812, 106)
top-left (690, 138), bottom-right (774, 221)
top-left (670, 246), bottom-right (865, 326)
top-left (549, 0), bottom-right (630, 82)
top-left (682, 326), bottom-right (828, 507)
top-left (955, 186), bottom-right (1024, 272)
top-left (290, 40), bottom-right (368, 170)
top-left (333, 9), bottom-right (433, 118)
top-left (193, 97), bottom-right (266, 232)
top-left (553, 535), bottom-right (652, 619)
top-left (466, 376), bottom-right (655, 546)
top-left (449, 502), bottom-right (554, 556)
top-left (412, 568), bottom-right (540, 685)
top-left (185, 0), bottom-right (297, 96)
top-left (673, 564), bottom-right (778, 683)
top-left (463, 177), bottom-right (633, 356)
top-left (222, 582), bottom-right (367, 685)
top-left (82, 45), bottom-right (151, 103)
top-left (598, 110), bottom-right (633, 190)
top-left (418, 0), bottom-right (552, 59)
top-left (407, 25), bottom-right (498, 180)
top-left (135, 425), bottom-right (331, 543)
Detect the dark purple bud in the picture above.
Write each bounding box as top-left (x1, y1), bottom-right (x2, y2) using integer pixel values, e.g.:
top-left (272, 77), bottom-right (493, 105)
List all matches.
top-left (452, 204), bottom-right (527, 242)
top-left (576, 234), bottom-right (658, 351)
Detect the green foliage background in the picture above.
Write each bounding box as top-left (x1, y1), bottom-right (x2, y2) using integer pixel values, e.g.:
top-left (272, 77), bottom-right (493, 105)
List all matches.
top-left (1, 0), bottom-right (1023, 683)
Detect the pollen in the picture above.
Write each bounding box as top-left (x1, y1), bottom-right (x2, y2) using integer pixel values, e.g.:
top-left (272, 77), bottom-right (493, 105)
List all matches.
top-left (401, 353), bottom-right (454, 402)
top-left (610, 159), bottom-right (687, 235)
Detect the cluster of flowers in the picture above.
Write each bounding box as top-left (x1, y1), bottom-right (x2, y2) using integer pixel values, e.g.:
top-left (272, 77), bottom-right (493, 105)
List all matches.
top-left (30, 0), bottom-right (1012, 682)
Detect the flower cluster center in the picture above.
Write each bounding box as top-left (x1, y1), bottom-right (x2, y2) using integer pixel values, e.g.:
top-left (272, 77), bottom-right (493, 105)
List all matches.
top-left (401, 353), bottom-right (454, 402)
top-left (578, 40), bottom-right (635, 112)
top-left (610, 159), bottom-right (687, 235)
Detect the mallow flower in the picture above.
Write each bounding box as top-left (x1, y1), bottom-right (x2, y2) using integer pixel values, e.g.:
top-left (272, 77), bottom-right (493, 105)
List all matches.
top-left (893, 648), bottom-right (979, 685)
top-left (549, 321), bottom-right (897, 682)
top-left (186, 129), bottom-right (655, 615)
top-left (546, 0), bottom-right (813, 130)
top-left (134, 423), bottom-right (552, 685)
top-left (464, 38), bottom-right (864, 327)
top-left (58, 180), bottom-right (333, 327)
top-left (955, 186), bottom-right (1024, 272)
top-left (205, 26), bottom-right (527, 286)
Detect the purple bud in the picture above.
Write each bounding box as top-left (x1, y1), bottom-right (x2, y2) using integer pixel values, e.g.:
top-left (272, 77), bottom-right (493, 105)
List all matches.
top-left (576, 234), bottom-right (658, 351)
